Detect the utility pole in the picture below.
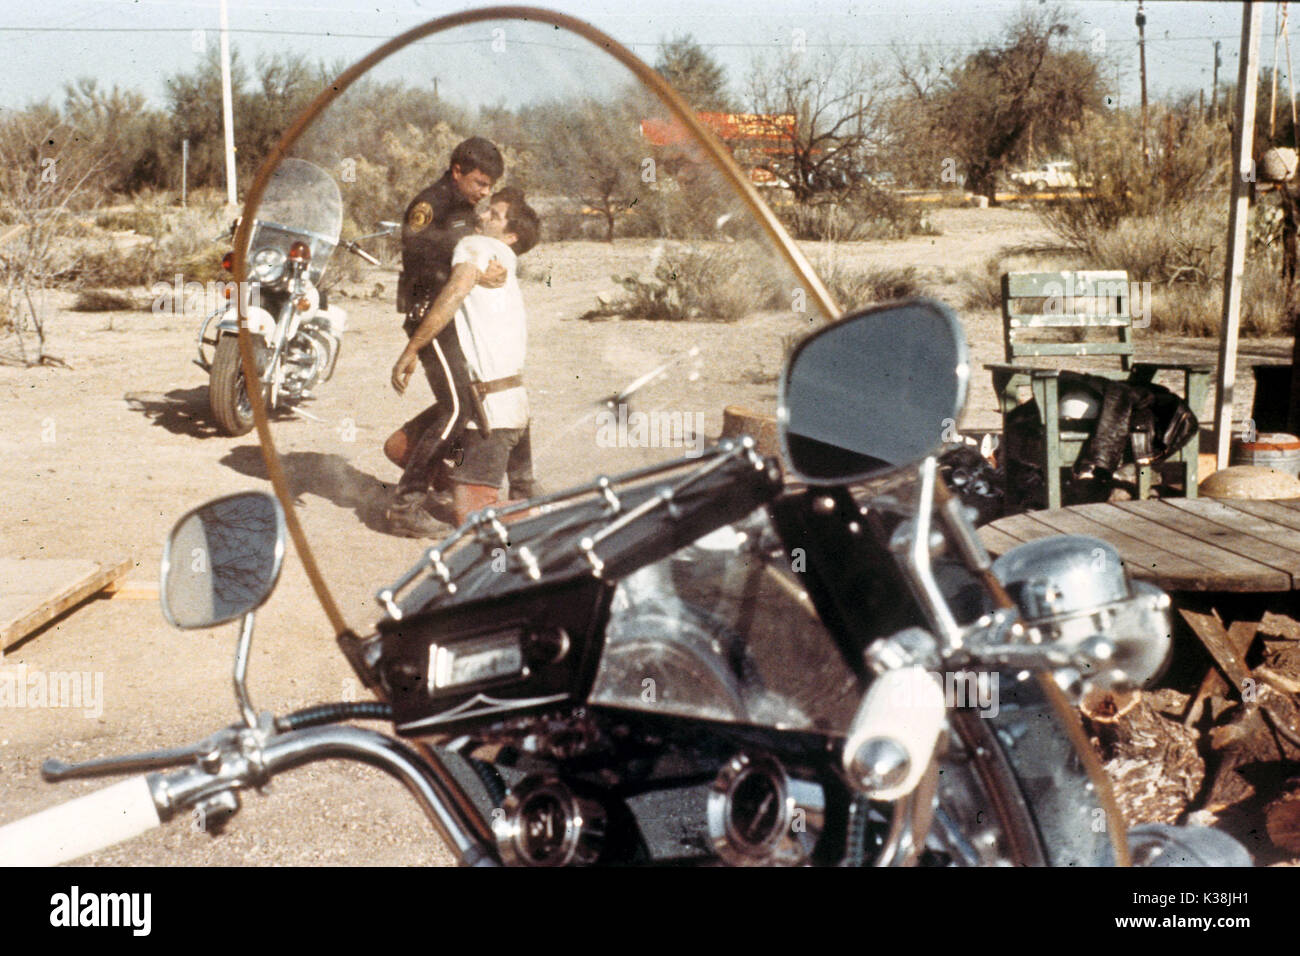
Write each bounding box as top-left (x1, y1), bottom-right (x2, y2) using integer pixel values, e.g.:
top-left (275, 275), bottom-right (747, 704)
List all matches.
top-left (219, 0), bottom-right (237, 209)
top-left (1212, 39), bottom-right (1222, 120)
top-left (1215, 2), bottom-right (1264, 469)
top-left (182, 138), bottom-right (189, 208)
top-left (1138, 1), bottom-right (1149, 166)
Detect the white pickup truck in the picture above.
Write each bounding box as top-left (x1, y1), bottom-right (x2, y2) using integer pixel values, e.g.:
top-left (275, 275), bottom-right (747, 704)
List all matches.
top-left (1009, 161), bottom-right (1078, 191)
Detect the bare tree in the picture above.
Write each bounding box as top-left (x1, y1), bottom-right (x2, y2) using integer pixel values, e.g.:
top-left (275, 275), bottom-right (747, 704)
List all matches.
top-left (744, 47), bottom-right (892, 202)
top-left (0, 110), bottom-right (107, 366)
top-left (526, 97), bottom-right (647, 243)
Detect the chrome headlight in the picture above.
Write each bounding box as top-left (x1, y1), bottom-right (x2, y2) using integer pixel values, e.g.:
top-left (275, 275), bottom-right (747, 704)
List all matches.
top-left (249, 247), bottom-right (286, 282)
top-left (993, 535), bottom-right (1172, 691)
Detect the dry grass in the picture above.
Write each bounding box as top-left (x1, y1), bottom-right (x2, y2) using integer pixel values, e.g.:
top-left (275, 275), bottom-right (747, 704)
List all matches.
top-left (778, 188), bottom-right (937, 242)
top-left (71, 289), bottom-right (136, 312)
top-left (820, 262), bottom-right (925, 311)
top-left (584, 244), bottom-right (786, 321)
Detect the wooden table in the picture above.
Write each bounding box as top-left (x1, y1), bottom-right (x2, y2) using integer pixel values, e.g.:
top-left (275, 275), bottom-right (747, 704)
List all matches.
top-left (979, 498), bottom-right (1300, 722)
top-left (979, 498), bottom-right (1300, 594)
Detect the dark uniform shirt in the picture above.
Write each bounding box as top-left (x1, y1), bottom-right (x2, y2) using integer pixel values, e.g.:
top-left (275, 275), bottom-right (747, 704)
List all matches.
top-left (391, 169), bottom-right (484, 504)
top-left (397, 171), bottom-right (479, 317)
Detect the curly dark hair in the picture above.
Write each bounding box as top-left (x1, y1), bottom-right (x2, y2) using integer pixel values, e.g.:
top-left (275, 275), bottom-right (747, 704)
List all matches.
top-left (491, 186), bottom-right (541, 255)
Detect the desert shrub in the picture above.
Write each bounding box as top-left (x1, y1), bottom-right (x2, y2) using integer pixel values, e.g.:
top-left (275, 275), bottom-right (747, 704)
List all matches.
top-left (962, 257), bottom-right (1005, 311)
top-left (543, 208), bottom-right (611, 242)
top-left (588, 244), bottom-right (786, 321)
top-left (778, 186), bottom-right (935, 241)
top-left (95, 209), bottom-right (166, 236)
top-left (1146, 259), bottom-right (1287, 337)
top-left (819, 262), bottom-right (924, 310)
top-left (1084, 201), bottom-right (1224, 287)
top-left (72, 289), bottom-right (135, 311)
top-left (69, 244), bottom-right (161, 287)
top-left (1034, 106), bottom-right (1229, 252)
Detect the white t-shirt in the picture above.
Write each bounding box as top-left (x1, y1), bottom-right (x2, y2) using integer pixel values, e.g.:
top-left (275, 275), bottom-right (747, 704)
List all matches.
top-left (450, 234), bottom-right (529, 430)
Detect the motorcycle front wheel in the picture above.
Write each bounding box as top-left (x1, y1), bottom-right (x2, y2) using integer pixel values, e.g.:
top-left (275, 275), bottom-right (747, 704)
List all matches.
top-left (209, 336), bottom-right (268, 436)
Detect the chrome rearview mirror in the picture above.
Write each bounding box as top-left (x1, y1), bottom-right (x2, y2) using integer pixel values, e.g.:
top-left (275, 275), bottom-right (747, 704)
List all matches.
top-left (160, 491), bottom-right (287, 630)
top-left (778, 299), bottom-right (969, 484)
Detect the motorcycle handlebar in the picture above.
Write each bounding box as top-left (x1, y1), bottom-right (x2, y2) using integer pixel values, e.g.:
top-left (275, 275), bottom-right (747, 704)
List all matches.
top-left (8, 724), bottom-right (498, 867)
top-left (0, 775), bottom-right (160, 866)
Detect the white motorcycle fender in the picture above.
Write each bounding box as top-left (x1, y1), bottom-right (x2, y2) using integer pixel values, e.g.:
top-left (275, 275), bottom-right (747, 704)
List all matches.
top-left (215, 305), bottom-right (276, 346)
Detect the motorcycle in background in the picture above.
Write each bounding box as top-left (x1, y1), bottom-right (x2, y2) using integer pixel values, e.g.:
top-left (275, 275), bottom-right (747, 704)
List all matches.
top-left (195, 158), bottom-right (393, 436)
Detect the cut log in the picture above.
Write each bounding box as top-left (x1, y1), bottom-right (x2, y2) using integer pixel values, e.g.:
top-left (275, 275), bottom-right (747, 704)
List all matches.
top-left (1082, 688), bottom-right (1205, 825)
top-left (1266, 780), bottom-right (1300, 854)
top-left (719, 406), bottom-right (778, 458)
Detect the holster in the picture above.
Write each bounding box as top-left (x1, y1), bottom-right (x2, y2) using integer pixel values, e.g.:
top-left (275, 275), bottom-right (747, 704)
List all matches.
top-left (396, 271), bottom-right (410, 314)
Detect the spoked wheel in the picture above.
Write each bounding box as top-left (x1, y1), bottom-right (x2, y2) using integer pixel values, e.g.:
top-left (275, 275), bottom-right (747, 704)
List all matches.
top-left (210, 336), bottom-right (269, 436)
top-left (857, 674), bottom-right (1109, 867)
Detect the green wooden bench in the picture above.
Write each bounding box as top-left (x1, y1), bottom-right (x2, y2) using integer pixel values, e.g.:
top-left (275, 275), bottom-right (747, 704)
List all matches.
top-left (987, 270), bottom-right (1211, 510)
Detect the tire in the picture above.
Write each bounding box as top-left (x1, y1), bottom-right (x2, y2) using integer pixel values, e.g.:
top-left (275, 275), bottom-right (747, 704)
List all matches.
top-left (934, 673), bottom-right (1111, 866)
top-left (209, 335), bottom-right (266, 436)
top-left (1033, 179), bottom-right (1048, 192)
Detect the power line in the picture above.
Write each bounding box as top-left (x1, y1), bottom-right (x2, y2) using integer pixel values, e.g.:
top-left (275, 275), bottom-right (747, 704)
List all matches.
top-left (0, 23), bottom-right (1251, 49)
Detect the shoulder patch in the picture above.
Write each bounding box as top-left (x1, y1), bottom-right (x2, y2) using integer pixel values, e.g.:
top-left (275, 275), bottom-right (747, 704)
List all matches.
top-left (407, 201), bottom-right (434, 232)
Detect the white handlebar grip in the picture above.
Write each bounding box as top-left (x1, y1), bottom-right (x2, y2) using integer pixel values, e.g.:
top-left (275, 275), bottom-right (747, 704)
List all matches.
top-left (0, 776), bottom-right (161, 866)
top-left (843, 666), bottom-right (946, 801)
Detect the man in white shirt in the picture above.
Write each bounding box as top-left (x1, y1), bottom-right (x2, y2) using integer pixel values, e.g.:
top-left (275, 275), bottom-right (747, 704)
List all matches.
top-left (390, 187), bottom-right (541, 529)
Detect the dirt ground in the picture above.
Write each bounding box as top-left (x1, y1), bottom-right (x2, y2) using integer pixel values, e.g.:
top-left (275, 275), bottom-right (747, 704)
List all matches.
top-left (0, 206), bottom-right (1289, 865)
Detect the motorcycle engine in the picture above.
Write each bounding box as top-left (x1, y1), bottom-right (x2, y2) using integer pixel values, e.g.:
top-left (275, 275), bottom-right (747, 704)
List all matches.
top-left (992, 535), bottom-right (1172, 691)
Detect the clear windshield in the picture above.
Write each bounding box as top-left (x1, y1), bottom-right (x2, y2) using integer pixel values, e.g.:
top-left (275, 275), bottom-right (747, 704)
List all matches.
top-left (243, 16), bottom-right (839, 630)
top-left (254, 158), bottom-right (343, 245)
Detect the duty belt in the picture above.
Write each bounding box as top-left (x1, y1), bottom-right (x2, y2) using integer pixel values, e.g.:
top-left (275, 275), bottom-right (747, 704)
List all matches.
top-left (471, 374), bottom-right (524, 399)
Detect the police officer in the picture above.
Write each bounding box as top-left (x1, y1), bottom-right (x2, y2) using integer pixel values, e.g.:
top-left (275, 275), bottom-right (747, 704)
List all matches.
top-left (385, 137), bottom-right (506, 537)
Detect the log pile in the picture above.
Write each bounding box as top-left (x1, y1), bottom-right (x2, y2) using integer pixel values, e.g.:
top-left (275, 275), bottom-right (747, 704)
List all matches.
top-left (1081, 604), bottom-right (1300, 863)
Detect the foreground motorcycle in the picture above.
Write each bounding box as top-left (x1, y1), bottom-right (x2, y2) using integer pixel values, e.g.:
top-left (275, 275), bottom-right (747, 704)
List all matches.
top-left (195, 158), bottom-right (389, 436)
top-left (0, 8), bottom-right (1254, 867)
top-left (0, 299), bottom-right (1253, 866)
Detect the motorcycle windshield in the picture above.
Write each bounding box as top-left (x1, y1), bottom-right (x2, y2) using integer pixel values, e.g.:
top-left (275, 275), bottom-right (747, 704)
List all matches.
top-left (254, 158), bottom-right (343, 246)
top-left (248, 159), bottom-right (343, 282)
top-left (238, 12), bottom-right (841, 637)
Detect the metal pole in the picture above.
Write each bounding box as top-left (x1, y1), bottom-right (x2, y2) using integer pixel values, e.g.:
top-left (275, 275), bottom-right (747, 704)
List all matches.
top-left (1213, 40), bottom-right (1222, 120)
top-left (1215, 3), bottom-right (1264, 470)
top-left (219, 0), bottom-right (237, 208)
top-left (181, 138), bottom-right (189, 208)
top-left (1138, 2), bottom-right (1149, 166)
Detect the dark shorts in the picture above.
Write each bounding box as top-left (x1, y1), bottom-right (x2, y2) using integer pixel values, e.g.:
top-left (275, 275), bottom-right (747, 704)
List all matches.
top-left (450, 425), bottom-right (531, 490)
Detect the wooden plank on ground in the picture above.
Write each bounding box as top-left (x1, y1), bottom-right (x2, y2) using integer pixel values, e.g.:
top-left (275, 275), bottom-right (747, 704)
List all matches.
top-left (1185, 619), bottom-right (1260, 726)
top-left (103, 578), bottom-right (159, 601)
top-left (1114, 500), bottom-right (1300, 584)
top-left (1012, 506), bottom-right (1213, 590)
top-left (1071, 502), bottom-right (1289, 591)
top-left (0, 556), bottom-right (132, 649)
top-left (1177, 605), bottom-right (1253, 695)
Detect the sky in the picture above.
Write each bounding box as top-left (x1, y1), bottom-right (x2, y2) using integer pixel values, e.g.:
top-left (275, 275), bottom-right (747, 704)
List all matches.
top-left (0, 0), bottom-right (1277, 113)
